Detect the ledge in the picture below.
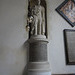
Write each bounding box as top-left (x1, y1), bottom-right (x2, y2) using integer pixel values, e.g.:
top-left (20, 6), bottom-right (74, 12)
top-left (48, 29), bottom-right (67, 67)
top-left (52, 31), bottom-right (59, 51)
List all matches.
top-left (28, 62), bottom-right (50, 72)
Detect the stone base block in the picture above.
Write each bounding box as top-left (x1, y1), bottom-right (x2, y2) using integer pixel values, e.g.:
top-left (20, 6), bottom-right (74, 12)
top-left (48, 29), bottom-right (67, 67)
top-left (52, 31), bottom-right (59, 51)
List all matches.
top-left (28, 72), bottom-right (51, 75)
top-left (28, 62), bottom-right (50, 71)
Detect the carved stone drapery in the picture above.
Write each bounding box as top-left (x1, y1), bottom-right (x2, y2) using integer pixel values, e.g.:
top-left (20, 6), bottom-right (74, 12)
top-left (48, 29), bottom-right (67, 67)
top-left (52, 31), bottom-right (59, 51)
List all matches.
top-left (26, 0), bottom-right (47, 38)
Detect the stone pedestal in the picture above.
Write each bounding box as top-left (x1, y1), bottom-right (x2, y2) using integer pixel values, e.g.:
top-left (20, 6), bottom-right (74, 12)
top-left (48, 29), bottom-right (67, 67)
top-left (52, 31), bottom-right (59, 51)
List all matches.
top-left (27, 35), bottom-right (51, 75)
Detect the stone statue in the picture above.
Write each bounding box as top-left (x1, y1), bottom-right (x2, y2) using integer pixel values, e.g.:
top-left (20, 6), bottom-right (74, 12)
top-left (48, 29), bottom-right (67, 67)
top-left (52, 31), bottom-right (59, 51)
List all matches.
top-left (26, 0), bottom-right (45, 36)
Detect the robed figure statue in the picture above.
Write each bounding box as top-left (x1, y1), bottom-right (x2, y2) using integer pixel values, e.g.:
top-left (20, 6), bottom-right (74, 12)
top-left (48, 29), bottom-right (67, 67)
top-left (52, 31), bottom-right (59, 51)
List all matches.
top-left (26, 0), bottom-right (46, 36)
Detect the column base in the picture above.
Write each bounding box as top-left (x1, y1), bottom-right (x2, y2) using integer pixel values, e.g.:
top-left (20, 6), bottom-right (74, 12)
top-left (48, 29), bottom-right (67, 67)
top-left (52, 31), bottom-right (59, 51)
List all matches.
top-left (27, 62), bottom-right (51, 75)
top-left (28, 62), bottom-right (50, 72)
top-left (28, 71), bottom-right (51, 75)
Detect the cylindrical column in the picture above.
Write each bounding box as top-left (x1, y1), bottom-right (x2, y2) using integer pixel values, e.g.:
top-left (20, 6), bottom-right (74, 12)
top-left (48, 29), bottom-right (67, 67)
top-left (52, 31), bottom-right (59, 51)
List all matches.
top-left (27, 35), bottom-right (51, 75)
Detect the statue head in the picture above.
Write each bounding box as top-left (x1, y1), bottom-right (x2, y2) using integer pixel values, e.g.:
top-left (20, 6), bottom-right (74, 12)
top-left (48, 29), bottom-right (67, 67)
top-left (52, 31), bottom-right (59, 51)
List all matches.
top-left (37, 0), bottom-right (41, 5)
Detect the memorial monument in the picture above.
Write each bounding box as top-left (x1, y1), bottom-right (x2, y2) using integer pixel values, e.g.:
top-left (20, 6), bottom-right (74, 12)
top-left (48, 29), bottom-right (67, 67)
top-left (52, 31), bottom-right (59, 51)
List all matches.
top-left (26, 0), bottom-right (51, 75)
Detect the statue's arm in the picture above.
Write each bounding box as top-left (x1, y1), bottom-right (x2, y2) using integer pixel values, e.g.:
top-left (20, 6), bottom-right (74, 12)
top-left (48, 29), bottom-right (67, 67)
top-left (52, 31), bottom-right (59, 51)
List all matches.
top-left (42, 7), bottom-right (45, 27)
top-left (42, 7), bottom-right (45, 35)
top-left (42, 7), bottom-right (45, 23)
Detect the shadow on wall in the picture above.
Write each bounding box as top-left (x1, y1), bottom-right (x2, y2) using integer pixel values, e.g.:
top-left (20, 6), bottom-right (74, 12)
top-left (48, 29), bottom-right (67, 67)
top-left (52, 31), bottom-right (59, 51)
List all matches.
top-left (22, 64), bottom-right (28, 75)
top-left (22, 40), bottom-right (29, 75)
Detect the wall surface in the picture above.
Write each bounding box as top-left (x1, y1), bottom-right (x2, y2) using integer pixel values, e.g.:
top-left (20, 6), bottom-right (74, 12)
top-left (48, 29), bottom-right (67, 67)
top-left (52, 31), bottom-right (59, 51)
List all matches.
top-left (0, 0), bottom-right (28, 75)
top-left (47, 0), bottom-right (75, 74)
top-left (0, 0), bottom-right (75, 75)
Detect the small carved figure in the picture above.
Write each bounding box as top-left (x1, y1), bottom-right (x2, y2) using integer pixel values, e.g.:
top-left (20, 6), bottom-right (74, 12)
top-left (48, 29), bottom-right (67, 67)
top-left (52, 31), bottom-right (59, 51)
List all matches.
top-left (26, 0), bottom-right (45, 35)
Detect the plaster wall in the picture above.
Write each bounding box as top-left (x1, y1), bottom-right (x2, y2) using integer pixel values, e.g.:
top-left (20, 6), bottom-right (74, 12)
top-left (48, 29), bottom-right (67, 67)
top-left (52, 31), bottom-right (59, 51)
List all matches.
top-left (0, 0), bottom-right (28, 75)
top-left (0, 0), bottom-right (75, 75)
top-left (47, 0), bottom-right (75, 74)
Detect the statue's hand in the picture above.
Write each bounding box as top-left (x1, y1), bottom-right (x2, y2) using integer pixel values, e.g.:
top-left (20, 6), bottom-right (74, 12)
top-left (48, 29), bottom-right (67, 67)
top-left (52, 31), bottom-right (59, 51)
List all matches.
top-left (26, 25), bottom-right (30, 32)
top-left (28, 16), bottom-right (34, 23)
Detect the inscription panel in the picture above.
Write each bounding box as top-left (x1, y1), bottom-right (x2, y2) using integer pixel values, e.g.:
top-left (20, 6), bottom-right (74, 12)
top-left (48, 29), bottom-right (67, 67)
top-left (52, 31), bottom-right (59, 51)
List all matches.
top-left (29, 42), bottom-right (47, 62)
